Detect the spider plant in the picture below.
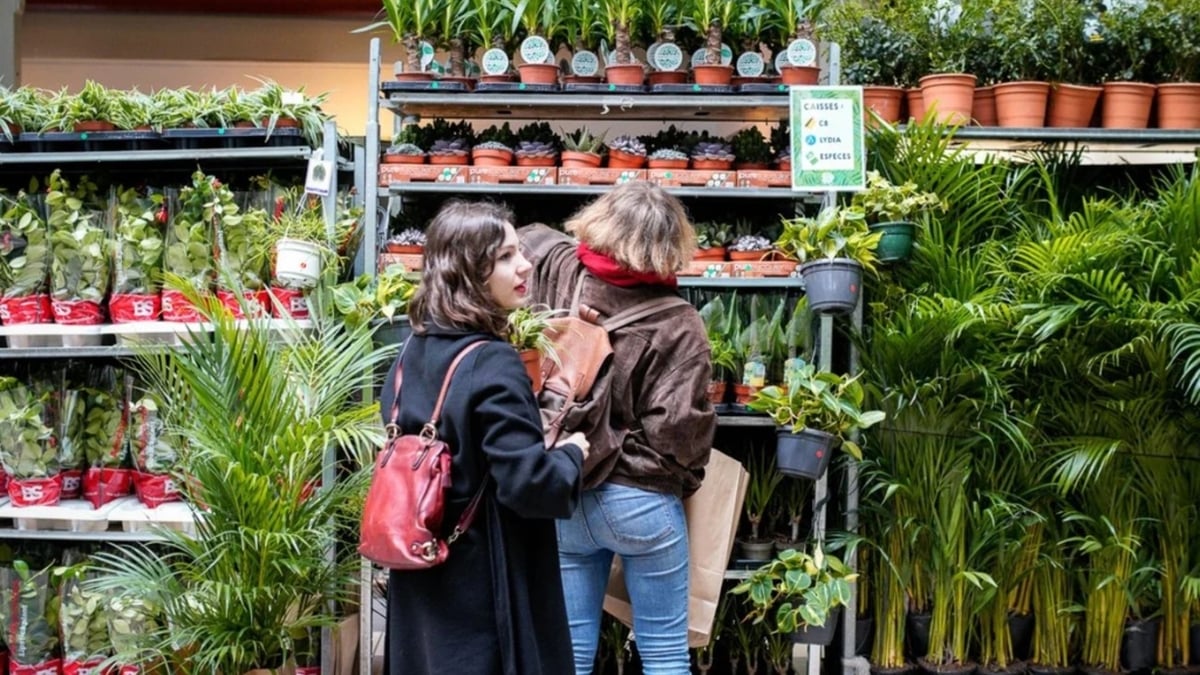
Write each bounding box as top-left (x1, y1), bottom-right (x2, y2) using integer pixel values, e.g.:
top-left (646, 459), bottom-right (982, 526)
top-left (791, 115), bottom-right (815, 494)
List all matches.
top-left (600, 0), bottom-right (643, 65)
top-left (85, 278), bottom-right (395, 674)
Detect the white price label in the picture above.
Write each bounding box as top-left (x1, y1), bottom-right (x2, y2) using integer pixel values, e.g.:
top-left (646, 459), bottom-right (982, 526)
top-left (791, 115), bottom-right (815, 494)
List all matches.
top-left (305, 156), bottom-right (333, 197)
top-left (520, 36), bottom-right (552, 65)
top-left (481, 48), bottom-right (510, 75)
top-left (420, 41), bottom-right (436, 69)
top-left (654, 43), bottom-right (684, 72)
top-left (787, 38), bottom-right (818, 67)
top-left (282, 90), bottom-right (305, 105)
top-left (736, 52), bottom-right (765, 77)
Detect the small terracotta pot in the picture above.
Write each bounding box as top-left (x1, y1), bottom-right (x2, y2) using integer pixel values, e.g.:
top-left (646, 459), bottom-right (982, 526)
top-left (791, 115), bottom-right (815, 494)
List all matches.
top-left (693, 64), bottom-right (734, 86)
top-left (693, 247), bottom-right (727, 261)
top-left (382, 153), bottom-right (427, 165)
top-left (729, 250), bottom-right (767, 261)
top-left (479, 73), bottom-right (516, 83)
top-left (733, 383), bottom-right (759, 405)
top-left (385, 244), bottom-right (424, 254)
top-left (429, 154), bottom-right (468, 165)
top-left (518, 63), bottom-right (560, 86)
top-left (1046, 83), bottom-right (1103, 128)
top-left (776, 160), bottom-right (792, 172)
top-left (648, 158), bottom-right (689, 170)
top-left (519, 349), bottom-right (544, 393)
top-left (1155, 83), bottom-right (1200, 129)
top-left (439, 75), bottom-right (476, 91)
top-left (270, 117), bottom-right (301, 129)
top-left (561, 151), bottom-right (602, 168)
top-left (563, 75), bottom-right (602, 85)
top-left (395, 71), bottom-right (435, 82)
top-left (516, 155), bottom-right (558, 167)
top-left (779, 66), bottom-right (820, 86)
top-left (735, 162), bottom-right (769, 170)
top-left (707, 381), bottom-right (728, 404)
top-left (649, 70), bottom-right (687, 85)
top-left (605, 63), bottom-right (645, 86)
top-left (73, 120), bottom-right (117, 132)
top-left (607, 149), bottom-right (646, 169)
top-left (692, 158), bottom-right (732, 170)
top-left (471, 147), bottom-right (513, 166)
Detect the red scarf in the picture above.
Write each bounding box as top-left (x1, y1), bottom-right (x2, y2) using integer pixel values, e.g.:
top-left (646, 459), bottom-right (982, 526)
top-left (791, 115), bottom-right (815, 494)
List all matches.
top-left (576, 243), bottom-right (677, 288)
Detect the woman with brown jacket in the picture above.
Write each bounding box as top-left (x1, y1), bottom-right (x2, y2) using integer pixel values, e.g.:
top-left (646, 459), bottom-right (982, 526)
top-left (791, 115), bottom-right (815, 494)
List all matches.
top-left (520, 181), bottom-right (717, 675)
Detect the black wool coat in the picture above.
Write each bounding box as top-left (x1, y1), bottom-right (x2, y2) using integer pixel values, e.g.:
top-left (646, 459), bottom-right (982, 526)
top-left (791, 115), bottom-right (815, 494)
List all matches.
top-left (379, 328), bottom-right (584, 675)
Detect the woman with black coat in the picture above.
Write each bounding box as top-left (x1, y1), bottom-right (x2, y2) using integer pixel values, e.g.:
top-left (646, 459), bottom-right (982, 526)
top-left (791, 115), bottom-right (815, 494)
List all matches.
top-left (379, 200), bottom-right (588, 675)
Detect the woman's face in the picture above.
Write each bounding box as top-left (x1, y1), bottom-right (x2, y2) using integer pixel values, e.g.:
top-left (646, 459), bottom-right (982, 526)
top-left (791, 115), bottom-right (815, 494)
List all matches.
top-left (486, 222), bottom-right (532, 310)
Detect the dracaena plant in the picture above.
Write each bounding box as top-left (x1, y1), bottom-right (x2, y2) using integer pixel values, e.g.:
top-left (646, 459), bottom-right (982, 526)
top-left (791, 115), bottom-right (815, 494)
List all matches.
top-left (565, 0), bottom-right (605, 50)
top-left (469, 0), bottom-right (515, 52)
top-left (774, 206), bottom-right (883, 271)
top-left (113, 187), bottom-right (166, 295)
top-left (600, 0), bottom-right (643, 65)
top-left (437, 0), bottom-right (478, 77)
top-left (42, 80), bottom-right (120, 131)
top-left (150, 87), bottom-right (221, 129)
top-left (731, 545), bottom-right (858, 633)
top-left (0, 188), bottom-right (51, 297)
top-left (642, 0), bottom-right (680, 43)
top-left (108, 90), bottom-right (157, 131)
top-left (687, 0), bottom-right (738, 65)
top-left (359, 0), bottom-right (443, 76)
top-left (505, 0), bottom-right (568, 44)
top-left (46, 169), bottom-right (109, 305)
top-left (760, 0), bottom-right (827, 51)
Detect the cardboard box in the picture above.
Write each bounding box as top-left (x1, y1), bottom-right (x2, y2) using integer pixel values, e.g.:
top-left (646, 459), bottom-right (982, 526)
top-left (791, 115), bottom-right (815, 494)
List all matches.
top-left (469, 166), bottom-right (557, 184)
top-left (378, 164), bottom-right (467, 186)
top-left (647, 169), bottom-right (736, 188)
top-left (557, 168), bottom-right (647, 185)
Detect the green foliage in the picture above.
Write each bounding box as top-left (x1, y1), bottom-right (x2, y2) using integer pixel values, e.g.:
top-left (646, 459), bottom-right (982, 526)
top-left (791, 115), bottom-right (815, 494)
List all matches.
top-left (476, 122), bottom-right (518, 149)
top-left (774, 206), bottom-right (883, 271)
top-left (506, 304), bottom-right (565, 354)
top-left (0, 378), bottom-right (55, 478)
top-left (824, 4), bottom-right (916, 86)
top-left (166, 171), bottom-right (225, 289)
top-left (113, 187), bottom-right (166, 294)
top-left (46, 170), bottom-right (109, 304)
top-left (562, 127), bottom-right (607, 153)
top-left (0, 188), bottom-right (51, 297)
top-left (729, 127), bottom-right (773, 165)
top-left (852, 170), bottom-right (945, 224)
top-left (0, 86), bottom-right (47, 141)
top-left (730, 546), bottom-right (858, 634)
top-left (328, 266), bottom-right (417, 327)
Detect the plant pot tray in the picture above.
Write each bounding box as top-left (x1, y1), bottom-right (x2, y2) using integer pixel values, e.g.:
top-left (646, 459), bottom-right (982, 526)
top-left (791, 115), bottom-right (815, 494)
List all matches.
top-left (737, 83), bottom-right (793, 94)
top-left (557, 168), bottom-right (646, 185)
top-left (474, 82), bottom-right (561, 93)
top-left (162, 127), bottom-right (305, 149)
top-left (378, 252), bottom-right (424, 273)
top-left (16, 130), bottom-right (164, 152)
top-left (110, 499), bottom-right (200, 536)
top-left (736, 169), bottom-right (792, 188)
top-left (726, 260), bottom-right (802, 277)
top-left (0, 497), bottom-right (133, 531)
top-left (680, 260), bottom-right (731, 277)
top-left (650, 84), bottom-right (737, 94)
top-left (0, 323), bottom-right (107, 349)
top-left (563, 83), bottom-right (647, 94)
top-left (469, 166), bottom-right (557, 184)
top-left (379, 163), bottom-right (468, 185)
top-left (647, 168), bottom-right (737, 187)
top-left (380, 80), bottom-right (468, 93)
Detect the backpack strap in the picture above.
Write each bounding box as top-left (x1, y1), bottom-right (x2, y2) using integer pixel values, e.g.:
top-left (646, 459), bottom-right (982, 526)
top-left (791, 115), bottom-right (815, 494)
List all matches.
top-left (602, 295), bottom-right (693, 332)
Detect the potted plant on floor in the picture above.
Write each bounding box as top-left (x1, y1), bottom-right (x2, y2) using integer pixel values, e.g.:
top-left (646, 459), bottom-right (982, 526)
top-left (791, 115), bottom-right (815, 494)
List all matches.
top-left (746, 363), bottom-right (884, 479)
top-left (426, 118), bottom-right (475, 164)
top-left (774, 206), bottom-right (881, 314)
top-left (514, 121), bottom-right (561, 166)
top-left (506, 304), bottom-right (564, 393)
top-left (732, 545), bottom-right (858, 645)
top-left (738, 450), bottom-right (785, 561)
top-left (472, 122), bottom-right (518, 166)
top-left (600, 0), bottom-right (645, 85)
top-left (851, 171), bottom-right (944, 263)
top-left (561, 127), bottom-right (607, 168)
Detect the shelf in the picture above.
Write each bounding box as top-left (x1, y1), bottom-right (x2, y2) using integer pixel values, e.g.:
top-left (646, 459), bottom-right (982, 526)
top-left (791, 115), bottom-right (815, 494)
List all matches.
top-left (904, 126), bottom-right (1200, 166)
top-left (0, 145), bottom-right (314, 167)
top-left (680, 277), bottom-right (802, 289)
top-left (383, 92), bottom-right (791, 122)
top-left (717, 415), bottom-right (776, 427)
top-left (387, 182), bottom-right (809, 199)
top-left (0, 345), bottom-right (145, 359)
top-left (0, 527), bottom-right (165, 542)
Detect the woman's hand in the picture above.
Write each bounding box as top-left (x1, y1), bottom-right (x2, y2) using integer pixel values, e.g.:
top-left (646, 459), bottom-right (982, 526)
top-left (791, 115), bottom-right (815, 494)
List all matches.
top-left (556, 431), bottom-right (590, 461)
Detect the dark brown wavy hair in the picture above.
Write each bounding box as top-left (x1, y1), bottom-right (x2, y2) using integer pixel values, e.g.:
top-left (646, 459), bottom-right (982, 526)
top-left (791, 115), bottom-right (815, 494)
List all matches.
top-left (408, 200), bottom-right (513, 336)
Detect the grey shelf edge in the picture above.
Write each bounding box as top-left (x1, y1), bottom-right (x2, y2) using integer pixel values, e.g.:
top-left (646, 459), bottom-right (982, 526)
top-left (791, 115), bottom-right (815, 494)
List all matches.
top-left (717, 414), bottom-right (776, 427)
top-left (0, 146), bottom-right (314, 165)
top-left (0, 345), bottom-right (156, 359)
top-left (382, 92), bottom-right (790, 121)
top-left (387, 182), bottom-right (810, 199)
top-left (680, 277), bottom-right (802, 289)
top-left (0, 528), bottom-right (164, 542)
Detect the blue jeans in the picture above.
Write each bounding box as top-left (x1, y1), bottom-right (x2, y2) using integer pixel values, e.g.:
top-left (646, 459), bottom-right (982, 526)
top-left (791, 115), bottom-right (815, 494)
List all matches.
top-left (557, 482), bottom-right (690, 675)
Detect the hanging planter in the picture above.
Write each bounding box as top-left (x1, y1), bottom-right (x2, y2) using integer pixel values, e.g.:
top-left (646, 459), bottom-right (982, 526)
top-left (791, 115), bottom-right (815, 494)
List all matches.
top-left (274, 238), bottom-right (323, 289)
top-left (795, 606), bottom-right (843, 645)
top-left (869, 221), bottom-right (916, 262)
top-left (776, 428), bottom-right (837, 480)
top-left (800, 259), bottom-right (862, 314)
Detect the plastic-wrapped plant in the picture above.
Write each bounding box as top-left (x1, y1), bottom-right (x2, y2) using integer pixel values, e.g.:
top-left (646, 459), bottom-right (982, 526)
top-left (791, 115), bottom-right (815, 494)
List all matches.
top-left (130, 396), bottom-right (179, 475)
top-left (113, 187), bottom-right (166, 295)
top-left (515, 121), bottom-right (562, 157)
top-left (562, 127), bottom-right (607, 154)
top-left (476, 122), bottom-right (518, 151)
top-left (57, 566), bottom-right (112, 670)
top-left (104, 595), bottom-right (160, 667)
top-left (608, 134), bottom-right (646, 157)
top-left (166, 170), bottom-right (226, 289)
top-left (83, 386), bottom-right (129, 469)
top-left (1, 562), bottom-right (61, 668)
top-left (46, 170), bottom-right (110, 306)
top-left (0, 188), bottom-right (51, 298)
top-left (690, 133), bottom-right (735, 162)
top-left (730, 127), bottom-right (773, 165)
top-left (0, 377), bottom-right (56, 479)
top-left (217, 202), bottom-right (270, 290)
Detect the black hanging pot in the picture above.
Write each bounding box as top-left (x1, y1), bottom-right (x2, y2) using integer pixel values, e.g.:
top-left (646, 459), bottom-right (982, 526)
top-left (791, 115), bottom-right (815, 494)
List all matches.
top-left (799, 258), bottom-right (863, 314)
top-left (776, 428), bottom-right (837, 480)
top-left (794, 606), bottom-right (842, 645)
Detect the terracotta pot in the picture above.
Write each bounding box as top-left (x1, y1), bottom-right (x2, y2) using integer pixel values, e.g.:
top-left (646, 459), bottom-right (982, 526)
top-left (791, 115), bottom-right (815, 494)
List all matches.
top-left (706, 381), bottom-right (728, 404)
top-left (73, 120), bottom-right (117, 132)
top-left (429, 153), bottom-right (468, 165)
top-left (607, 149), bottom-right (646, 169)
top-left (776, 159), bottom-right (792, 172)
top-left (1046, 83), bottom-right (1103, 128)
top-left (561, 151), bottom-right (603, 168)
top-left (972, 85), bottom-right (998, 126)
top-left (732, 383), bottom-right (759, 405)
top-left (439, 75), bottom-right (476, 91)
top-left (648, 70), bottom-right (688, 85)
top-left (271, 117), bottom-right (301, 128)
top-left (780, 66), bottom-right (820, 86)
top-left (2, 123), bottom-right (22, 138)
top-left (918, 73), bottom-right (977, 125)
top-left (1102, 81), bottom-right (1155, 129)
top-left (693, 64), bottom-right (734, 86)
top-left (1155, 83), bottom-right (1200, 129)
top-left (693, 247), bottom-right (727, 261)
top-left (863, 86), bottom-right (905, 125)
top-left (729, 250), bottom-right (768, 261)
top-left (515, 155), bottom-right (558, 167)
top-left (518, 63), bottom-right (560, 85)
top-left (471, 147), bottom-right (513, 166)
top-left (993, 81), bottom-right (1050, 127)
top-left (692, 158), bottom-right (732, 170)
top-left (479, 73), bottom-right (515, 83)
top-left (519, 349), bottom-right (544, 393)
top-left (395, 71), bottom-right (435, 82)
top-left (382, 153), bottom-right (427, 165)
top-left (385, 244), bottom-right (424, 254)
top-left (735, 162), bottom-right (770, 170)
top-left (605, 63), bottom-right (645, 86)
top-left (906, 88), bottom-right (926, 122)
top-left (648, 158), bottom-right (689, 170)
top-left (563, 75), bottom-right (602, 85)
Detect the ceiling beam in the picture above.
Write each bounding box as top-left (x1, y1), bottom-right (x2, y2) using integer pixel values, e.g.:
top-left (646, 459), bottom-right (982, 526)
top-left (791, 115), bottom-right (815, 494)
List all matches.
top-left (26, 0), bottom-right (379, 17)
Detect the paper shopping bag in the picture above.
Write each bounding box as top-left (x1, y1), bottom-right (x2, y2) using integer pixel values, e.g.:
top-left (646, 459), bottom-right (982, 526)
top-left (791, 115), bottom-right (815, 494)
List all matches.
top-left (602, 448), bottom-right (749, 648)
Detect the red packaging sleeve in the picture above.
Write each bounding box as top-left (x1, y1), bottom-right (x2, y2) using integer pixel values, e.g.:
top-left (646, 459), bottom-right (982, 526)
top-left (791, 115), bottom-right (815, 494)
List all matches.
top-left (109, 294), bottom-right (161, 323)
top-left (51, 300), bottom-right (104, 325)
top-left (62, 658), bottom-right (109, 675)
top-left (161, 289), bottom-right (202, 322)
top-left (83, 468), bottom-right (133, 509)
top-left (269, 287), bottom-right (309, 319)
top-left (8, 475), bottom-right (64, 507)
top-left (60, 469), bottom-right (83, 500)
top-left (132, 472), bottom-right (182, 508)
top-left (10, 657), bottom-right (63, 675)
top-left (0, 295), bottom-right (53, 325)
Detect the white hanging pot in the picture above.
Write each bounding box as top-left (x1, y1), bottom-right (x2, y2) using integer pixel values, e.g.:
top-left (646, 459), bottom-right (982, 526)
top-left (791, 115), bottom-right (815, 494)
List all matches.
top-left (274, 238), bottom-right (323, 289)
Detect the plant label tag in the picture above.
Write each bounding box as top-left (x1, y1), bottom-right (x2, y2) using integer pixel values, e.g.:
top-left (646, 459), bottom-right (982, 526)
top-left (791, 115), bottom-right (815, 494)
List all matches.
top-left (742, 359), bottom-right (766, 388)
top-left (787, 38), bottom-right (818, 67)
top-left (691, 48), bottom-right (707, 67)
top-left (481, 48), bottom-right (510, 75)
top-left (282, 90), bottom-right (305, 106)
top-left (429, 60), bottom-right (446, 75)
top-left (305, 152), bottom-right (333, 197)
top-left (572, 50), bottom-right (600, 76)
top-left (775, 51), bottom-right (789, 75)
top-left (721, 43), bottom-right (733, 65)
top-left (646, 42), bottom-right (661, 67)
top-left (520, 36), bottom-right (552, 65)
top-left (654, 43), bottom-right (684, 72)
top-left (737, 51), bottom-right (765, 77)
top-left (419, 41), bottom-right (436, 69)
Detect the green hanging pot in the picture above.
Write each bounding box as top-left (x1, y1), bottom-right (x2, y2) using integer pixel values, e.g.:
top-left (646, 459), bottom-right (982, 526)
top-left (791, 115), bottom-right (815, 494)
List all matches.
top-left (869, 221), bottom-right (916, 262)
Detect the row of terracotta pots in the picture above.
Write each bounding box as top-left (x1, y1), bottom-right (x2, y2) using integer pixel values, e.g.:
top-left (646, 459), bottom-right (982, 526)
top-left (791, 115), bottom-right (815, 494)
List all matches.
top-left (411, 63), bottom-right (823, 88)
top-left (863, 76), bottom-right (1200, 129)
top-left (384, 148), bottom-right (792, 172)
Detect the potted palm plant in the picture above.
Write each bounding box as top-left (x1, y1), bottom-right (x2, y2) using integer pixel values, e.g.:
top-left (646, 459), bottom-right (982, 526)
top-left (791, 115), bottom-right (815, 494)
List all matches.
top-left (562, 0), bottom-right (605, 84)
top-left (362, 0), bottom-right (442, 81)
top-left (435, 0), bottom-right (477, 89)
top-left (774, 206), bottom-right (882, 314)
top-left (601, 0), bottom-right (645, 85)
top-left (761, 0), bottom-right (823, 85)
top-left (469, 0), bottom-right (518, 82)
top-left (746, 363), bottom-right (884, 479)
top-left (851, 171), bottom-right (945, 263)
top-left (506, 0), bottom-right (567, 85)
top-left (643, 0), bottom-right (686, 85)
top-left (731, 545), bottom-right (858, 645)
top-left (687, 0), bottom-right (736, 85)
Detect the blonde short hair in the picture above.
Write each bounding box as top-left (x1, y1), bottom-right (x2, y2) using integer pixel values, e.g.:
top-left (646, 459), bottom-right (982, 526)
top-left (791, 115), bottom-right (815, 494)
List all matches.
top-left (563, 181), bottom-right (697, 276)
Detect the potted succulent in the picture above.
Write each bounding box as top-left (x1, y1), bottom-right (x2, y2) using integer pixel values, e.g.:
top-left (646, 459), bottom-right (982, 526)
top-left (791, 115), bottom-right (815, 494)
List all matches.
top-left (746, 363), bottom-right (884, 479)
top-left (46, 170), bottom-right (109, 326)
top-left (385, 125), bottom-right (429, 164)
top-left (0, 188), bottom-right (54, 325)
top-left (506, 304), bottom-right (565, 392)
top-left (851, 171), bottom-right (945, 263)
top-left (687, 0), bottom-right (737, 85)
top-left (693, 221), bottom-right (732, 260)
top-left (774, 206), bottom-right (881, 314)
top-left (600, 0), bottom-right (645, 85)
top-left (730, 127), bottom-right (773, 170)
top-left (472, 122), bottom-right (518, 166)
top-left (607, 134), bottom-right (647, 168)
top-left (514, 121), bottom-right (561, 166)
top-left (425, 118), bottom-right (475, 164)
top-left (690, 131), bottom-right (735, 170)
top-left (111, 186), bottom-right (167, 322)
top-left (561, 127), bottom-right (607, 168)
top-left (728, 233), bottom-right (775, 262)
top-left (386, 227), bottom-right (427, 254)
top-left (731, 545), bottom-right (858, 645)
